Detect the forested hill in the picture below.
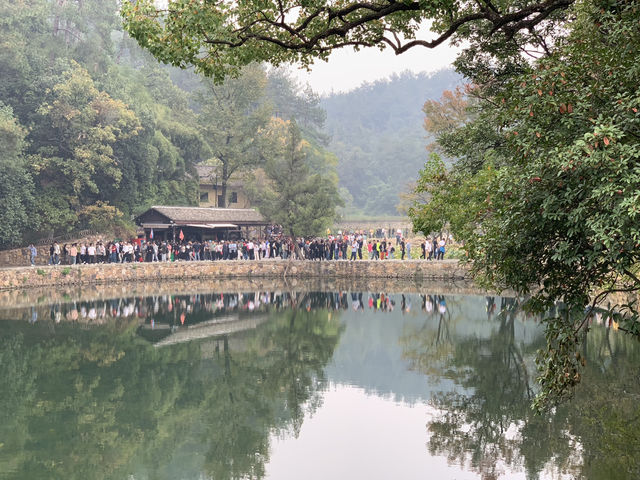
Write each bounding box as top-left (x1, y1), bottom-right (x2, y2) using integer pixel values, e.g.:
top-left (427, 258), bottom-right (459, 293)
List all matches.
top-left (0, 1), bottom-right (338, 249)
top-left (321, 70), bottom-right (461, 215)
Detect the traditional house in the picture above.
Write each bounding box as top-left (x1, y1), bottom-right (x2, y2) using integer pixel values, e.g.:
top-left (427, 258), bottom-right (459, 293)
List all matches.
top-left (197, 165), bottom-right (251, 208)
top-left (135, 206), bottom-right (267, 241)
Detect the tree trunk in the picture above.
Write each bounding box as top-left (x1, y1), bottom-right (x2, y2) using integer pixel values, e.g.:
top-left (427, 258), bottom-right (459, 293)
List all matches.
top-left (220, 162), bottom-right (228, 208)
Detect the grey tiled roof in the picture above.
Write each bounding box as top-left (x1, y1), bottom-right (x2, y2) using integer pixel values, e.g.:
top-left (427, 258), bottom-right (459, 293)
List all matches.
top-left (195, 164), bottom-right (215, 179)
top-left (196, 165), bottom-right (244, 187)
top-left (149, 206), bottom-right (265, 224)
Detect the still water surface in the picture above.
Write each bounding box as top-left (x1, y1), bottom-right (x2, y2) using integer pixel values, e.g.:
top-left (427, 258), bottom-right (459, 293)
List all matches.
top-left (0, 287), bottom-right (638, 479)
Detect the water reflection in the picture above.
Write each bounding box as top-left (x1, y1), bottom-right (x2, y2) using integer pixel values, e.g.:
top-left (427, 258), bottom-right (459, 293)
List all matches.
top-left (0, 291), bottom-right (344, 480)
top-left (0, 290), bottom-right (638, 480)
top-left (401, 296), bottom-right (640, 480)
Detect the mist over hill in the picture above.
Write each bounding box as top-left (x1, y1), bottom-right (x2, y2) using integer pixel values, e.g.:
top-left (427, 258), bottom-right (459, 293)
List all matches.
top-left (321, 69), bottom-right (462, 216)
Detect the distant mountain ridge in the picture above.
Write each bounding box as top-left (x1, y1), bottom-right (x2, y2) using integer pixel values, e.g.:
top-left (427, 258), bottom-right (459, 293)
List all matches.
top-left (321, 69), bottom-right (462, 215)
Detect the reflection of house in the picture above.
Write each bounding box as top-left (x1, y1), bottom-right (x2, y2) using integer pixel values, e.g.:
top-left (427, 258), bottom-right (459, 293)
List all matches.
top-left (135, 205), bottom-right (267, 241)
top-left (197, 165), bottom-right (251, 208)
top-left (148, 313), bottom-right (269, 348)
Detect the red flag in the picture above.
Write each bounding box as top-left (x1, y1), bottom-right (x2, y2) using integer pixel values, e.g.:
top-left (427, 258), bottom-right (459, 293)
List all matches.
top-left (179, 229), bottom-right (184, 241)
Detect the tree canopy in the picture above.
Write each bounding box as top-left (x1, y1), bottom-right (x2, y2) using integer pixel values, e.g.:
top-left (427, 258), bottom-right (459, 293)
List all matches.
top-left (121, 0), bottom-right (574, 81)
top-left (0, 0), bottom-right (341, 247)
top-left (409, 0), bottom-right (640, 408)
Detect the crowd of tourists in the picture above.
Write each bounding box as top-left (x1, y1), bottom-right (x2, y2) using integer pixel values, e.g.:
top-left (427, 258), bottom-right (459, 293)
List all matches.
top-left (30, 231), bottom-right (452, 266)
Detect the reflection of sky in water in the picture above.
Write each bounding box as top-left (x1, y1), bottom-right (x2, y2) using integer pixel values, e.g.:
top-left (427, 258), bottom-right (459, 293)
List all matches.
top-left (267, 385), bottom-right (481, 480)
top-left (266, 385), bottom-right (537, 480)
top-left (264, 294), bottom-right (558, 480)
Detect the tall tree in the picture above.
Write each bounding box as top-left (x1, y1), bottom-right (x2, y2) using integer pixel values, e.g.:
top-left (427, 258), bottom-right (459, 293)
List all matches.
top-left (249, 119), bottom-right (343, 237)
top-left (196, 64), bottom-right (271, 207)
top-left (409, 1), bottom-right (640, 408)
top-left (0, 104), bottom-right (36, 248)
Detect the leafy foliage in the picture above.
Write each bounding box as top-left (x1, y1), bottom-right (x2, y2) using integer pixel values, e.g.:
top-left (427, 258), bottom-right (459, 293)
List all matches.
top-left (0, 0), bottom-right (202, 242)
top-left (410, 0), bottom-right (640, 408)
top-left (121, 0), bottom-right (573, 82)
top-left (0, 1), bottom-right (339, 245)
top-left (0, 104), bottom-right (36, 247)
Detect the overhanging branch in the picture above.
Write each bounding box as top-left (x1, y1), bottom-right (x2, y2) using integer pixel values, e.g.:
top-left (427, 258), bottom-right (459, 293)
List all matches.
top-left (197, 0), bottom-right (575, 54)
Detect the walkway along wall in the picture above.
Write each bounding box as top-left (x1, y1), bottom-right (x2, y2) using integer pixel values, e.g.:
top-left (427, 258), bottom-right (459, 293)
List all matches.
top-left (0, 259), bottom-right (470, 291)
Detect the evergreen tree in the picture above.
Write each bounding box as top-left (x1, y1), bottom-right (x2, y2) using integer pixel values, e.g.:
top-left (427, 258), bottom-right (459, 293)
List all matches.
top-left (250, 119), bottom-right (342, 237)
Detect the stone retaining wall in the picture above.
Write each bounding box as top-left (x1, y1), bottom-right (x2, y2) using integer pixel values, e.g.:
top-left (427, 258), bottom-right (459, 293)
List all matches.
top-left (0, 245), bottom-right (46, 267)
top-left (0, 235), bottom-right (106, 267)
top-left (0, 259), bottom-right (469, 292)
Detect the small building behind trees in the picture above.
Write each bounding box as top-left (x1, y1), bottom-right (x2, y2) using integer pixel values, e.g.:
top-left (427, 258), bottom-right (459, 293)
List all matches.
top-left (136, 206), bottom-right (267, 242)
top-left (197, 165), bottom-right (251, 208)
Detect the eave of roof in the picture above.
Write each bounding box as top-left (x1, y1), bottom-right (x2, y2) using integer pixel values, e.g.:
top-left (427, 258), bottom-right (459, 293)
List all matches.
top-left (139, 206), bottom-right (267, 225)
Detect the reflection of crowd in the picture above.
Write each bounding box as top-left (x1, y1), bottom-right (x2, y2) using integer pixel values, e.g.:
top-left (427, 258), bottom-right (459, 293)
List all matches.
top-left (421, 294), bottom-right (448, 316)
top-left (20, 292), bottom-right (440, 326)
top-left (28, 293), bottom-right (577, 329)
top-left (23, 292), bottom-right (616, 331)
top-left (29, 297), bottom-right (164, 325)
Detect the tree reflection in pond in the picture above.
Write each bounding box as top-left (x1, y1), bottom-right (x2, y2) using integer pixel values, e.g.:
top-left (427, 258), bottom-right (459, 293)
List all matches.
top-left (402, 297), bottom-right (640, 480)
top-left (2, 290), bottom-right (639, 480)
top-left (0, 293), bottom-right (343, 480)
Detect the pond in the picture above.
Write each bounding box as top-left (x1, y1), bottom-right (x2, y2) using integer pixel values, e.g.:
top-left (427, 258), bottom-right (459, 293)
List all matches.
top-left (0, 281), bottom-right (638, 480)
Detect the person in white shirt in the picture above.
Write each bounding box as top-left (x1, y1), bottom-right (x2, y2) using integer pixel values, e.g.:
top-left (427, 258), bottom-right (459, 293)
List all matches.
top-left (350, 240), bottom-right (359, 260)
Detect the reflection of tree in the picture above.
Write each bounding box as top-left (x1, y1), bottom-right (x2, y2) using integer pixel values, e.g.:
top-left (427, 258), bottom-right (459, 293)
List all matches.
top-left (564, 327), bottom-right (640, 480)
top-left (401, 295), bottom-right (468, 378)
top-left (200, 304), bottom-right (342, 479)
top-left (0, 335), bottom-right (36, 476)
top-left (402, 300), bottom-right (640, 480)
top-left (0, 302), bottom-right (342, 480)
top-left (424, 304), bottom-right (561, 480)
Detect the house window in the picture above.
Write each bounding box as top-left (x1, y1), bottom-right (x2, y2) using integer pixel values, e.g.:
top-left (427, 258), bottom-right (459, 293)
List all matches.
top-left (199, 192), bottom-right (209, 203)
top-left (230, 192), bottom-right (238, 204)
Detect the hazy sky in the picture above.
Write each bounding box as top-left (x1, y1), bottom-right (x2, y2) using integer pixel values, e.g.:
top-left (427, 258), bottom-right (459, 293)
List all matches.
top-left (288, 27), bottom-right (461, 94)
